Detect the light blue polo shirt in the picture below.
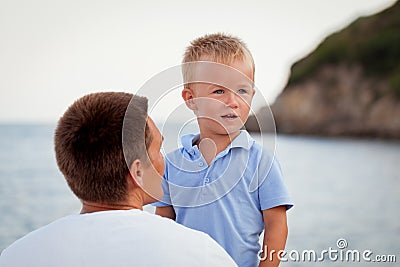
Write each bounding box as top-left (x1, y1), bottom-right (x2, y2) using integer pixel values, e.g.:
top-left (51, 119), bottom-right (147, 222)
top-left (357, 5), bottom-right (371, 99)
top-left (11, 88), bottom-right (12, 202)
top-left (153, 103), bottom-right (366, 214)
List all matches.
top-left (154, 130), bottom-right (293, 267)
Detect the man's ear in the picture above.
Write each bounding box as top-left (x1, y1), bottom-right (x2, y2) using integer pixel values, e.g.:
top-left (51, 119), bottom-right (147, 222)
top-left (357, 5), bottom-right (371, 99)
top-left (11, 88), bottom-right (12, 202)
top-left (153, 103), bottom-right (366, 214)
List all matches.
top-left (182, 88), bottom-right (197, 110)
top-left (129, 159), bottom-right (144, 187)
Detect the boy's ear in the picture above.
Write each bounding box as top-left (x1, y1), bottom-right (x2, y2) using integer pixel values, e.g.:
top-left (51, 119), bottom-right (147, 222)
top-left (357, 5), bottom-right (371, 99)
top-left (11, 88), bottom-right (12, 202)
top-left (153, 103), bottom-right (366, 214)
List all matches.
top-left (128, 159), bottom-right (144, 188)
top-left (182, 88), bottom-right (197, 110)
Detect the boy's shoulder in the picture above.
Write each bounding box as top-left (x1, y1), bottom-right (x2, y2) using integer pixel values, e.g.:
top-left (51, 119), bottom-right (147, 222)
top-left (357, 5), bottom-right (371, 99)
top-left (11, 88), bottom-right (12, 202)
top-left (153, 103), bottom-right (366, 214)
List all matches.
top-left (235, 132), bottom-right (276, 162)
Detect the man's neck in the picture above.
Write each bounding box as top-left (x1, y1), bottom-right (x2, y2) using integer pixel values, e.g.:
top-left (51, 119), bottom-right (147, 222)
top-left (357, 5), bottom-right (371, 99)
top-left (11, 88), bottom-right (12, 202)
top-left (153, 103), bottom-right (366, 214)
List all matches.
top-left (80, 200), bottom-right (143, 214)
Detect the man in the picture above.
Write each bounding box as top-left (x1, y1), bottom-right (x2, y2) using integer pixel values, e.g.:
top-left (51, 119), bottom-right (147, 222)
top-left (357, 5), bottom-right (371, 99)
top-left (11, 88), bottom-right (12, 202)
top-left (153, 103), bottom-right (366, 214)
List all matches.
top-left (0, 92), bottom-right (236, 266)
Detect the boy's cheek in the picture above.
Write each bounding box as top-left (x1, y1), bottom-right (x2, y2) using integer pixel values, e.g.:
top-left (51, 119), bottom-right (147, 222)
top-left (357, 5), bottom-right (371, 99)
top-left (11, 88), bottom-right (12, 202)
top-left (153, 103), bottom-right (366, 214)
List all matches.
top-left (245, 93), bottom-right (255, 104)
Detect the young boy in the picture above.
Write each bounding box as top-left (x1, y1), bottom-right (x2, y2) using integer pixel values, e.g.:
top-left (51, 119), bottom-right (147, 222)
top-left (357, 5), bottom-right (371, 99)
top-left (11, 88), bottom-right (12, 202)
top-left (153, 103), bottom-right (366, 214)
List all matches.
top-left (155, 33), bottom-right (293, 267)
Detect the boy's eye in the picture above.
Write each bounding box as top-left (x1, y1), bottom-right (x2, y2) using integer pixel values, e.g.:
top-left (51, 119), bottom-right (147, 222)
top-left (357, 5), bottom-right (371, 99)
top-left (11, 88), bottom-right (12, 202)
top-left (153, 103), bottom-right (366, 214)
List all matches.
top-left (238, 89), bottom-right (248, 94)
top-left (213, 89), bottom-right (224, 94)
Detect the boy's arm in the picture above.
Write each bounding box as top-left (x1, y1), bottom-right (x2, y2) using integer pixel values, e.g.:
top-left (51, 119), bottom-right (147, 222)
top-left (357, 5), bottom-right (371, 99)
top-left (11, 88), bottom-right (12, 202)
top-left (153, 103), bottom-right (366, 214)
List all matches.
top-left (155, 206), bottom-right (176, 220)
top-left (259, 206), bottom-right (288, 267)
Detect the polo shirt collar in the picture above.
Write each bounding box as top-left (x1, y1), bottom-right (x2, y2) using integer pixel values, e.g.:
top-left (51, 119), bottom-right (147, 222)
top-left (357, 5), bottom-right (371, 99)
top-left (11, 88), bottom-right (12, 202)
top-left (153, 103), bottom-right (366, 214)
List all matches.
top-left (181, 130), bottom-right (254, 154)
top-left (229, 130), bottom-right (253, 150)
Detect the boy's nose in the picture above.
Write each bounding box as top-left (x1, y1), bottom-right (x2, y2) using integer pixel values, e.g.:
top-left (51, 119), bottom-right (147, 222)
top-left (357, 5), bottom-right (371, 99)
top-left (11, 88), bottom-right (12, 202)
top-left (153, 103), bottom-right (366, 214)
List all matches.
top-left (224, 92), bottom-right (239, 109)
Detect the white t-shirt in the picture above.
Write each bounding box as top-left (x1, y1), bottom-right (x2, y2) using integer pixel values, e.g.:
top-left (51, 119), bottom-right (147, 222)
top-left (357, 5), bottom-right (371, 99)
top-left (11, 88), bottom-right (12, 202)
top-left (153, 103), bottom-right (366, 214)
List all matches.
top-left (0, 209), bottom-right (237, 266)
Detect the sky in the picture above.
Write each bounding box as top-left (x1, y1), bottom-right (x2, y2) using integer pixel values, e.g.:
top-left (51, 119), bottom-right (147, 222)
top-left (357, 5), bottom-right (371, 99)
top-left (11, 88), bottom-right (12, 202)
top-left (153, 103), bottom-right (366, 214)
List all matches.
top-left (0, 0), bottom-right (397, 123)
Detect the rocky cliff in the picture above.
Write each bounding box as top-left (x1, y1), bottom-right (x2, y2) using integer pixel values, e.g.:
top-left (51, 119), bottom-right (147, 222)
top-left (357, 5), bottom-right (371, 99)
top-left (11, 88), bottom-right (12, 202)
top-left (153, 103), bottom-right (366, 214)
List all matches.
top-left (247, 1), bottom-right (400, 138)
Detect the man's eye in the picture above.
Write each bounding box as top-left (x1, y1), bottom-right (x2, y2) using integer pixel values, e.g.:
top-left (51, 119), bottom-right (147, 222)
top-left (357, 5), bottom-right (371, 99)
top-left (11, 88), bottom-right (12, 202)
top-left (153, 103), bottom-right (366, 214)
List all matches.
top-left (238, 89), bottom-right (248, 94)
top-left (213, 89), bottom-right (224, 94)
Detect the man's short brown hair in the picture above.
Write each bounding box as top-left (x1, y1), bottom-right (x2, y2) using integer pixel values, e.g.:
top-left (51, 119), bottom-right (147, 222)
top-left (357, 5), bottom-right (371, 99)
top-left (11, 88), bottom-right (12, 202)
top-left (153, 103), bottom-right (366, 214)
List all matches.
top-left (182, 33), bottom-right (255, 86)
top-left (54, 92), bottom-right (152, 204)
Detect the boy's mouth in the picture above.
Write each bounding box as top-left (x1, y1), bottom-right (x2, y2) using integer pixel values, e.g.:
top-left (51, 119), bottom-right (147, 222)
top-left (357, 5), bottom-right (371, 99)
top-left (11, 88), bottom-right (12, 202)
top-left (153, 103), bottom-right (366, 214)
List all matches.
top-left (221, 114), bottom-right (239, 119)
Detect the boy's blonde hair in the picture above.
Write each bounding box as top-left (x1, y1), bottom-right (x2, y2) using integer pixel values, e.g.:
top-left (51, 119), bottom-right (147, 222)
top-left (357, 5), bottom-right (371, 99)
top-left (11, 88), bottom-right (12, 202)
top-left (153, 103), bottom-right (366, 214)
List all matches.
top-left (182, 33), bottom-right (255, 87)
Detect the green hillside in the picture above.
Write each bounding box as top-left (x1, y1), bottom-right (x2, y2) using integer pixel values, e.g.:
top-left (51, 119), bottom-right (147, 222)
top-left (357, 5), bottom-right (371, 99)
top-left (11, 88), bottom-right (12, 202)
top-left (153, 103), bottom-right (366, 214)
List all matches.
top-left (288, 1), bottom-right (400, 96)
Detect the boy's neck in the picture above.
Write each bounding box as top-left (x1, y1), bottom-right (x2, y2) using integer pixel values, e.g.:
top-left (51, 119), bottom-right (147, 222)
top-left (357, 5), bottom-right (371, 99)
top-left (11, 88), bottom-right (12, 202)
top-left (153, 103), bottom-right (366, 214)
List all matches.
top-left (197, 130), bottom-right (241, 165)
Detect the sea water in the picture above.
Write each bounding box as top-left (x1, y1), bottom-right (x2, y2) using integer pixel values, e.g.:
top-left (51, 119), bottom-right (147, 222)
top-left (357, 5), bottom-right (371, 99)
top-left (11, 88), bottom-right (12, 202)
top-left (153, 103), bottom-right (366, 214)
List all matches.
top-left (0, 124), bottom-right (398, 266)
